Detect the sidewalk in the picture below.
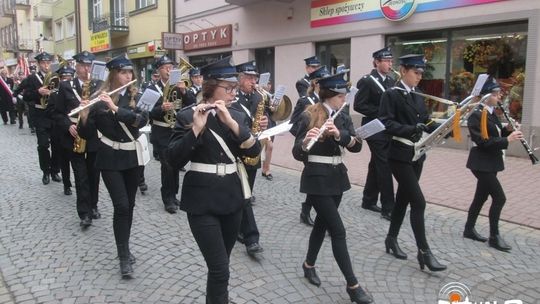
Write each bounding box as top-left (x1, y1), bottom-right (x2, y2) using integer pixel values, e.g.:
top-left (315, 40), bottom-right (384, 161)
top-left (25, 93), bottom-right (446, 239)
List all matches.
top-left (270, 133), bottom-right (540, 229)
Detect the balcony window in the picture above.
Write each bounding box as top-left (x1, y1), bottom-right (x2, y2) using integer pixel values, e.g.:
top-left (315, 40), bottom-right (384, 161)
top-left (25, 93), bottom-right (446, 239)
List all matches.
top-left (54, 20), bottom-right (63, 41)
top-left (136, 0), bottom-right (156, 9)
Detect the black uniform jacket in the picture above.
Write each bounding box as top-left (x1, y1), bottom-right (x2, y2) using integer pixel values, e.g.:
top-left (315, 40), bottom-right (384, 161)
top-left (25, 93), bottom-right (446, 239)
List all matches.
top-left (295, 74), bottom-right (310, 98)
top-left (354, 69), bottom-right (396, 125)
top-left (231, 90), bottom-right (266, 169)
top-left (53, 78), bottom-right (102, 151)
top-left (148, 81), bottom-right (175, 151)
top-left (466, 105), bottom-right (510, 172)
top-left (167, 105), bottom-right (262, 215)
top-left (290, 93), bottom-right (319, 136)
top-left (23, 71), bottom-right (60, 128)
top-left (292, 110), bottom-right (362, 196)
top-left (179, 85), bottom-right (200, 108)
top-left (0, 76), bottom-right (14, 112)
top-left (379, 82), bottom-right (438, 163)
top-left (78, 92), bottom-right (148, 171)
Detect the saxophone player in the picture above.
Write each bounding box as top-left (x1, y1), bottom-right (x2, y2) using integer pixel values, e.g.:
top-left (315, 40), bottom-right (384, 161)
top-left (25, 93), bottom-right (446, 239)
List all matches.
top-left (148, 55), bottom-right (181, 214)
top-left (231, 61), bottom-right (268, 257)
top-left (23, 52), bottom-right (62, 185)
top-left (54, 51), bottom-right (103, 228)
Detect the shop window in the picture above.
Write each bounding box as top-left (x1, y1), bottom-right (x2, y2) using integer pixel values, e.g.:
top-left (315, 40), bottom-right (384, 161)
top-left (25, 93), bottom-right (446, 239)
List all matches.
top-left (387, 22), bottom-right (527, 121)
top-left (316, 39), bottom-right (351, 75)
top-left (188, 52), bottom-right (232, 69)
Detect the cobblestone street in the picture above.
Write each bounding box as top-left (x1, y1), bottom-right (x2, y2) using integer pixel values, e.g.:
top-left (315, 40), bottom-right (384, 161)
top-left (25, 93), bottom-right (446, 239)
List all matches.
top-left (1, 125), bottom-right (539, 304)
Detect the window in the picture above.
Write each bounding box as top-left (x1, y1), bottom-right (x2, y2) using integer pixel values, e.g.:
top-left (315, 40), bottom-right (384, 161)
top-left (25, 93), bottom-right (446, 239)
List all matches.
top-left (316, 39), bottom-right (351, 75)
top-left (113, 0), bottom-right (127, 26)
top-left (93, 0), bottom-right (102, 18)
top-left (387, 22), bottom-right (528, 121)
top-left (54, 19), bottom-right (63, 41)
top-left (65, 15), bottom-right (75, 38)
top-left (136, 0), bottom-right (156, 9)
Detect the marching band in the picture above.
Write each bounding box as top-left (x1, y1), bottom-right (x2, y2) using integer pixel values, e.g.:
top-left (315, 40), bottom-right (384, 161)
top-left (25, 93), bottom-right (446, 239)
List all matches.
top-left (1, 46), bottom-right (535, 304)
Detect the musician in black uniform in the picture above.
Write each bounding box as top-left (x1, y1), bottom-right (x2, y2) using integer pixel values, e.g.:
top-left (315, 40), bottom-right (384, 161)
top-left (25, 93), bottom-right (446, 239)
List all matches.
top-left (379, 54), bottom-right (446, 272)
top-left (177, 67), bottom-right (203, 107)
top-left (78, 55), bottom-right (148, 278)
top-left (292, 72), bottom-right (372, 304)
top-left (47, 65), bottom-right (75, 196)
top-left (0, 68), bottom-right (16, 125)
top-left (148, 55), bottom-right (181, 214)
top-left (463, 78), bottom-right (523, 252)
top-left (23, 52), bottom-right (62, 185)
top-left (354, 47), bottom-right (396, 220)
top-left (295, 56), bottom-right (321, 98)
top-left (231, 61), bottom-right (268, 256)
top-left (290, 65), bottom-right (329, 226)
top-left (167, 56), bottom-right (261, 304)
top-left (53, 51), bottom-right (103, 227)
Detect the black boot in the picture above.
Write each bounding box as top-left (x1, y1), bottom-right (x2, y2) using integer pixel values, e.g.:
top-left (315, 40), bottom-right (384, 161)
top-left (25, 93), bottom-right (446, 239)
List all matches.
top-left (463, 227), bottom-right (487, 242)
top-left (51, 172), bottom-right (62, 182)
top-left (117, 244), bottom-right (134, 278)
top-left (42, 173), bottom-right (50, 185)
top-left (300, 202), bottom-right (314, 226)
top-left (385, 236), bottom-right (407, 259)
top-left (302, 262), bottom-right (321, 287)
top-left (488, 235), bottom-right (511, 252)
top-left (417, 249), bottom-right (447, 272)
top-left (346, 285), bottom-right (373, 304)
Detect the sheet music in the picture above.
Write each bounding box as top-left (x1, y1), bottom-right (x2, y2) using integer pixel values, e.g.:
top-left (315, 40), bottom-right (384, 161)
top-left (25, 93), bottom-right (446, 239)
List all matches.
top-left (471, 74), bottom-right (489, 96)
top-left (258, 120), bottom-right (293, 140)
top-left (272, 84), bottom-right (286, 105)
top-left (346, 87), bottom-right (358, 105)
top-left (90, 61), bottom-right (108, 81)
top-left (169, 69), bottom-right (182, 85)
top-left (137, 88), bottom-right (161, 112)
top-left (258, 72), bottom-right (270, 86)
top-left (355, 118), bottom-right (386, 139)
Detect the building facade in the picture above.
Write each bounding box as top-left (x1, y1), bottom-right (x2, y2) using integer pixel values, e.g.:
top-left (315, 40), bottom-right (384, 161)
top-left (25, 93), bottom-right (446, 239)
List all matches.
top-left (174, 0), bottom-right (539, 157)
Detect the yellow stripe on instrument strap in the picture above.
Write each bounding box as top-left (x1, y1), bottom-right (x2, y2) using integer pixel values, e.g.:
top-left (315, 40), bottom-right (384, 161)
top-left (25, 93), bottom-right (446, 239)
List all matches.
top-left (480, 107), bottom-right (489, 140)
top-left (452, 107), bottom-right (462, 142)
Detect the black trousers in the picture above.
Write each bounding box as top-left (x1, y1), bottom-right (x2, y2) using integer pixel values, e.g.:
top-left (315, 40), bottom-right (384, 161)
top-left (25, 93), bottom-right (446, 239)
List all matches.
top-left (362, 132), bottom-right (394, 213)
top-left (240, 167), bottom-right (260, 245)
top-left (0, 109), bottom-right (16, 124)
top-left (159, 149), bottom-right (179, 205)
top-left (25, 102), bottom-right (35, 129)
top-left (306, 194), bottom-right (358, 286)
top-left (36, 125), bottom-right (59, 175)
top-left (188, 210), bottom-right (243, 304)
top-left (387, 160), bottom-right (429, 250)
top-left (86, 151), bottom-right (100, 211)
top-left (16, 100), bottom-right (27, 128)
top-left (465, 170), bottom-right (506, 236)
top-left (71, 151), bottom-right (92, 219)
top-left (101, 167), bottom-right (142, 249)
top-left (55, 144), bottom-right (72, 189)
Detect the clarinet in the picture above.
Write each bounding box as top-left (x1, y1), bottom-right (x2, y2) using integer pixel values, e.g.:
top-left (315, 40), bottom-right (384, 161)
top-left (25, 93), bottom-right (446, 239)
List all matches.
top-left (497, 101), bottom-right (539, 165)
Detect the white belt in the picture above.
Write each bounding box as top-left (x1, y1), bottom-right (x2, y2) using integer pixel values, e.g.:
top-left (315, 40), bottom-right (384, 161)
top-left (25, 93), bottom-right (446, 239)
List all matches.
top-left (189, 162), bottom-right (237, 176)
top-left (69, 117), bottom-right (78, 124)
top-left (392, 136), bottom-right (414, 146)
top-left (100, 136), bottom-right (136, 150)
top-left (152, 120), bottom-right (173, 128)
top-left (35, 104), bottom-right (46, 109)
top-left (307, 155), bottom-right (343, 165)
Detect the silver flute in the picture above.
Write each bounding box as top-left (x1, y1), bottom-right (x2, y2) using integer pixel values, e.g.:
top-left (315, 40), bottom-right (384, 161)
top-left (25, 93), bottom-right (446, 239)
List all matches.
top-left (68, 79), bottom-right (137, 117)
top-left (305, 101), bottom-right (349, 151)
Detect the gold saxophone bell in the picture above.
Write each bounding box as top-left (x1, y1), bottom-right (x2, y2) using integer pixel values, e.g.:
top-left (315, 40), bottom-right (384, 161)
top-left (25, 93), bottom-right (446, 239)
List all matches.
top-left (242, 88), bottom-right (268, 166)
top-left (73, 79), bottom-right (91, 153)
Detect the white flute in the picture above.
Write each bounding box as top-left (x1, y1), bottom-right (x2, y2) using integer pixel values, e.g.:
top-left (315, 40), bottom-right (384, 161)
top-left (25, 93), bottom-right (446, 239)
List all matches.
top-left (305, 101), bottom-right (349, 151)
top-left (68, 80), bottom-right (137, 117)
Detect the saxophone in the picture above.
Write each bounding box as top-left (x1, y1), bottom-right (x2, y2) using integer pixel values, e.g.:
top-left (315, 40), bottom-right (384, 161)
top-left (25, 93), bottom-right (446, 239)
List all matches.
top-left (242, 89), bottom-right (268, 166)
top-left (73, 80), bottom-right (91, 153)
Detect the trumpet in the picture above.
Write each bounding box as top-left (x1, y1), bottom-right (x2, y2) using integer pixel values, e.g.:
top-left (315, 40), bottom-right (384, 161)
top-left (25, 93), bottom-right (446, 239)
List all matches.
top-left (68, 80), bottom-right (137, 117)
top-left (304, 100), bottom-right (349, 151)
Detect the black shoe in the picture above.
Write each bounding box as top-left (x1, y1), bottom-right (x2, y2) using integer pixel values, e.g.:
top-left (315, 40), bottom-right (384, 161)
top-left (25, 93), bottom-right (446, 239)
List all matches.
top-left (42, 173), bottom-right (50, 185)
top-left (300, 212), bottom-right (315, 226)
top-left (246, 243), bottom-right (264, 256)
top-left (80, 216), bottom-right (92, 228)
top-left (237, 233), bottom-right (245, 244)
top-left (139, 183), bottom-right (148, 193)
top-left (19, 125), bottom-right (23, 129)
top-left (362, 204), bottom-right (381, 213)
top-left (51, 173), bottom-right (62, 182)
top-left (129, 252), bottom-right (136, 265)
top-left (417, 249), bottom-right (447, 271)
top-left (91, 208), bottom-right (101, 219)
top-left (119, 259), bottom-right (134, 278)
top-left (381, 211), bottom-right (392, 221)
top-left (164, 203), bottom-right (177, 214)
top-left (463, 227), bottom-right (488, 242)
top-left (250, 196), bottom-right (256, 205)
top-left (261, 172), bottom-right (273, 181)
top-left (488, 235), bottom-right (512, 252)
top-left (346, 286), bottom-right (373, 304)
top-left (385, 236), bottom-right (407, 260)
top-left (64, 186), bottom-right (72, 196)
top-left (302, 262), bottom-right (321, 287)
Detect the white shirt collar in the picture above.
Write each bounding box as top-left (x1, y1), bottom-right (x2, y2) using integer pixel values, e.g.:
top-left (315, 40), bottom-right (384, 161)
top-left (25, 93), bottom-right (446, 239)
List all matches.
top-left (77, 78), bottom-right (85, 87)
top-left (119, 88), bottom-right (127, 96)
top-left (400, 80), bottom-right (413, 93)
top-left (322, 102), bottom-right (334, 116)
top-left (484, 104), bottom-right (494, 114)
top-left (377, 71), bottom-right (386, 81)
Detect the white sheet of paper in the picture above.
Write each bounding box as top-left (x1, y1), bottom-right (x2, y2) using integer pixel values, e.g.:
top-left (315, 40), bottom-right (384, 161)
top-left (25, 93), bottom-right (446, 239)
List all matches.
top-left (346, 87), bottom-right (358, 105)
top-left (356, 118), bottom-right (386, 139)
top-left (90, 61), bottom-right (108, 81)
top-left (272, 84), bottom-right (286, 105)
top-left (258, 120), bottom-right (293, 140)
top-left (471, 74), bottom-right (489, 96)
top-left (258, 72), bottom-right (270, 86)
top-left (169, 69), bottom-right (182, 85)
top-left (137, 88), bottom-right (161, 112)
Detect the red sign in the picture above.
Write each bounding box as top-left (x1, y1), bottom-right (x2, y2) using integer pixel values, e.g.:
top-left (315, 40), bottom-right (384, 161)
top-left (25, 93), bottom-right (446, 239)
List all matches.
top-left (183, 24), bottom-right (232, 52)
